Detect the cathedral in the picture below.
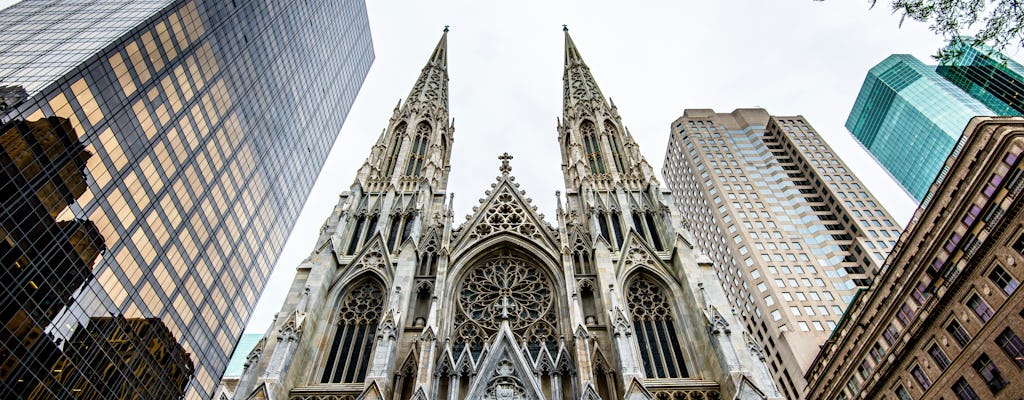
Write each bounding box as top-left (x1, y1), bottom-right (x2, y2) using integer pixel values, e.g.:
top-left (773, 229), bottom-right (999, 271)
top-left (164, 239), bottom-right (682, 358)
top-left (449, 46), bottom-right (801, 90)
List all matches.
top-left (226, 28), bottom-right (782, 400)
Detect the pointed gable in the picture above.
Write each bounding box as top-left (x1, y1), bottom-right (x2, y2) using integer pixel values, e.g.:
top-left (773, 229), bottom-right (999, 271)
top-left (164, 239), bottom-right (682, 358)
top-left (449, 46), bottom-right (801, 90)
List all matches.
top-left (464, 322), bottom-right (546, 400)
top-left (616, 230), bottom-right (670, 279)
top-left (333, 234), bottom-right (394, 288)
top-left (451, 163), bottom-right (559, 257)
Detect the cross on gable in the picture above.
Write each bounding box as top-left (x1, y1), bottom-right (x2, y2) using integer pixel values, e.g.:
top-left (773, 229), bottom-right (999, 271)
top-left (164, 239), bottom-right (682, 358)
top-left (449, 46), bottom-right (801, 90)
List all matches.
top-left (499, 152), bottom-right (513, 175)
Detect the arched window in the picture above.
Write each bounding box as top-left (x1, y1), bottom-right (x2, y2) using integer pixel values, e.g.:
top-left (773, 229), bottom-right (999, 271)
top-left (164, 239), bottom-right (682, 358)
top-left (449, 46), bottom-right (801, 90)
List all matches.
top-left (387, 213), bottom-right (401, 252)
top-left (626, 275), bottom-right (689, 378)
top-left (384, 122), bottom-right (406, 177)
top-left (632, 211), bottom-right (664, 251)
top-left (347, 214), bottom-right (366, 255)
top-left (605, 121), bottom-right (626, 173)
top-left (321, 277), bottom-right (385, 383)
top-left (406, 122), bottom-right (431, 176)
top-left (581, 121), bottom-right (605, 174)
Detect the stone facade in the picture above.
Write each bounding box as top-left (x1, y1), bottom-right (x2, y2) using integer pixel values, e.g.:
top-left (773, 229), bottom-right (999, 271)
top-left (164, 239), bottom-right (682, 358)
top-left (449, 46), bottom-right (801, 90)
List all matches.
top-left (805, 117), bottom-right (1024, 399)
top-left (223, 29), bottom-right (780, 400)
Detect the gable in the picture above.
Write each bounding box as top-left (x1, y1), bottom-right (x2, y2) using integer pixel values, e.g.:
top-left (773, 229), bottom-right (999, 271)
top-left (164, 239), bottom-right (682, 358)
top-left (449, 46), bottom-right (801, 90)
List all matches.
top-left (451, 176), bottom-right (559, 257)
top-left (463, 322), bottom-right (546, 400)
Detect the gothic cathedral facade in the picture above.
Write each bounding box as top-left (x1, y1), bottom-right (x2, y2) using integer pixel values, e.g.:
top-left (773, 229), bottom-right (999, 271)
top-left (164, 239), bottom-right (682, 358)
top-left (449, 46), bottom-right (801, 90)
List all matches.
top-left (227, 29), bottom-right (782, 400)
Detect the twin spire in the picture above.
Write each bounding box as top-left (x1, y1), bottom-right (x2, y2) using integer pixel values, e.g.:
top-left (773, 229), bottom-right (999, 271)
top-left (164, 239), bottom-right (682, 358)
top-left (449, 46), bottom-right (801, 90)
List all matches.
top-left (402, 25), bottom-right (605, 113)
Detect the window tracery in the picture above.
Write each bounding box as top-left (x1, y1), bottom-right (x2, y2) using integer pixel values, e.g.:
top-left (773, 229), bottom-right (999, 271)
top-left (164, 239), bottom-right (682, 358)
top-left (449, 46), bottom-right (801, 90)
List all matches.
top-left (605, 121), bottom-right (626, 173)
top-left (627, 275), bottom-right (689, 379)
top-left (464, 186), bottom-right (545, 243)
top-left (581, 121), bottom-right (605, 174)
top-left (406, 122), bottom-right (431, 176)
top-left (321, 277), bottom-right (385, 383)
top-left (452, 250), bottom-right (558, 355)
top-left (384, 122), bottom-right (406, 177)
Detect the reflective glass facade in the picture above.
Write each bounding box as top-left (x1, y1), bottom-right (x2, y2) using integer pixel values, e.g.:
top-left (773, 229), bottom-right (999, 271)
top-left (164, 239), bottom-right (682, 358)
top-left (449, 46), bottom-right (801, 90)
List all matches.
top-left (0, 0), bottom-right (373, 398)
top-left (937, 40), bottom-right (1024, 116)
top-left (846, 55), bottom-right (993, 201)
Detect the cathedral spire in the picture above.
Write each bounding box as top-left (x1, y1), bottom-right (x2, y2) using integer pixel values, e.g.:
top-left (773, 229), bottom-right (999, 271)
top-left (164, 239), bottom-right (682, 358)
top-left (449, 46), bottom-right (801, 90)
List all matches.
top-left (360, 28), bottom-right (454, 189)
top-left (562, 27), bottom-right (605, 109)
top-left (405, 27), bottom-right (449, 106)
top-left (559, 28), bottom-right (654, 187)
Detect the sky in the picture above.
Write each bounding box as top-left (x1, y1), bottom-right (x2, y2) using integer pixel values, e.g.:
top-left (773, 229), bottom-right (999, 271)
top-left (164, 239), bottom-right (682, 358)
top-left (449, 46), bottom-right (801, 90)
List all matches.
top-left (0, 0), bottom-right (1016, 334)
top-left (244, 0), bottom-right (1024, 333)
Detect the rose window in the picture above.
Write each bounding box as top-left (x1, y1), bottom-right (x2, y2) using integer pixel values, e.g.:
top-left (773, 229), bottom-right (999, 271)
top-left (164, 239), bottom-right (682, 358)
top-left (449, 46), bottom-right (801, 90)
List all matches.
top-left (453, 250), bottom-right (558, 353)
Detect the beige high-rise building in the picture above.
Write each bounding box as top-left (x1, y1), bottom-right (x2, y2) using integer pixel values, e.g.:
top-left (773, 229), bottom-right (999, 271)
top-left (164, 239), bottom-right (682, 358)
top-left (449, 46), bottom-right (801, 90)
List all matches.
top-left (805, 117), bottom-right (1024, 400)
top-left (661, 109), bottom-right (901, 399)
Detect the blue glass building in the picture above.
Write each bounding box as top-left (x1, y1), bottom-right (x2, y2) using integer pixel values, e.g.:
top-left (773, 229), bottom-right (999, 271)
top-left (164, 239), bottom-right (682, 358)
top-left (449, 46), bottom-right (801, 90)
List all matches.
top-left (846, 54), bottom-right (996, 201)
top-left (937, 39), bottom-right (1024, 116)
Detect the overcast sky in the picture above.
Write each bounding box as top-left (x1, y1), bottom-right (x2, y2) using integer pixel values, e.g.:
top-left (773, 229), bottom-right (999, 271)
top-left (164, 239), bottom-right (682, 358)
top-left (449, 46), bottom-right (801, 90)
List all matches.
top-left (245, 1), bottom-right (1024, 333)
top-left (1, 0), bottom-right (1017, 334)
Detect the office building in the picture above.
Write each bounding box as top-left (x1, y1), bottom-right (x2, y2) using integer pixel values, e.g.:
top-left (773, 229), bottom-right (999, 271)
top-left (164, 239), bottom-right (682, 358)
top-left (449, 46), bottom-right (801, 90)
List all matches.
top-left (224, 29), bottom-right (780, 400)
top-left (806, 116), bottom-right (1024, 400)
top-left (0, 0), bottom-right (373, 398)
top-left (937, 39), bottom-right (1024, 116)
top-left (846, 54), bottom-right (995, 201)
top-left (662, 108), bottom-right (900, 399)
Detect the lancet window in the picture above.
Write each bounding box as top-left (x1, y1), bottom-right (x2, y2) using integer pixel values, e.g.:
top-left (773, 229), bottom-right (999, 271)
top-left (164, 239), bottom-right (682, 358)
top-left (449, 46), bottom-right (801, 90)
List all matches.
top-left (605, 121), bottom-right (626, 173)
top-left (406, 121), bottom-right (431, 176)
top-left (632, 210), bottom-right (664, 251)
top-left (321, 277), bottom-right (385, 383)
top-left (347, 212), bottom-right (379, 255)
top-left (595, 210), bottom-right (624, 250)
top-left (384, 122), bottom-right (406, 177)
top-left (627, 275), bottom-right (689, 378)
top-left (451, 249), bottom-right (559, 356)
top-left (581, 120), bottom-right (605, 174)
top-left (387, 211), bottom-right (416, 252)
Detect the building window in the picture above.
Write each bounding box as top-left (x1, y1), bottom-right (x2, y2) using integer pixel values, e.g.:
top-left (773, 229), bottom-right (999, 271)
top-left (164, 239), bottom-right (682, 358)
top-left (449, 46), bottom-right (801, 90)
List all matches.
top-left (893, 384), bottom-right (911, 400)
top-left (896, 303), bottom-right (914, 325)
top-left (605, 120), bottom-right (626, 173)
top-left (972, 353), bottom-right (1008, 393)
top-left (966, 294), bottom-right (994, 323)
top-left (952, 377), bottom-right (980, 400)
top-left (995, 328), bottom-right (1024, 369)
top-left (988, 265), bottom-right (1019, 295)
top-left (911, 365), bottom-right (931, 390)
top-left (321, 277), bottom-right (385, 383)
top-left (627, 274), bottom-right (689, 378)
top-left (929, 343), bottom-right (951, 370)
top-left (581, 120), bottom-right (605, 174)
top-left (942, 319), bottom-right (966, 347)
top-left (870, 342), bottom-right (885, 362)
top-left (883, 323), bottom-right (899, 345)
top-left (383, 122), bottom-right (406, 177)
top-left (405, 121), bottom-right (430, 176)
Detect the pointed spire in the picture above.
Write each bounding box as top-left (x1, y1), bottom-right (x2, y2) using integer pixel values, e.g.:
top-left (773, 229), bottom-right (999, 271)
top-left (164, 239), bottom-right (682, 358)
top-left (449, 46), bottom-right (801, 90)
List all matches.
top-left (405, 27), bottom-right (449, 106)
top-left (429, 26), bottom-right (449, 69)
top-left (563, 25), bottom-right (585, 68)
top-left (562, 27), bottom-right (605, 108)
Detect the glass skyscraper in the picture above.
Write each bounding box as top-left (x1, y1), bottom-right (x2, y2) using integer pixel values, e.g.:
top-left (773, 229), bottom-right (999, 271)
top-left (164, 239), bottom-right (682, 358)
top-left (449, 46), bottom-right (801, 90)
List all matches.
top-left (937, 39), bottom-right (1024, 116)
top-left (846, 54), bottom-right (993, 201)
top-left (0, 0), bottom-right (373, 398)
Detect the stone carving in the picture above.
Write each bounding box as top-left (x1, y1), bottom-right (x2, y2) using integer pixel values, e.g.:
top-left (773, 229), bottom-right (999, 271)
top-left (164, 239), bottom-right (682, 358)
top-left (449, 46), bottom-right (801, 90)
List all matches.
top-left (453, 250), bottom-right (558, 352)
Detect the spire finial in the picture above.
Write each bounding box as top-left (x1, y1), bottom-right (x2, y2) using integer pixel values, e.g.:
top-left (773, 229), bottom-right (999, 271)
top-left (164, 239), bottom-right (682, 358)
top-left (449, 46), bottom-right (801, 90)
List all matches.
top-left (562, 24), bottom-right (568, 32)
top-left (444, 25), bottom-right (449, 33)
top-left (499, 152), bottom-right (514, 175)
